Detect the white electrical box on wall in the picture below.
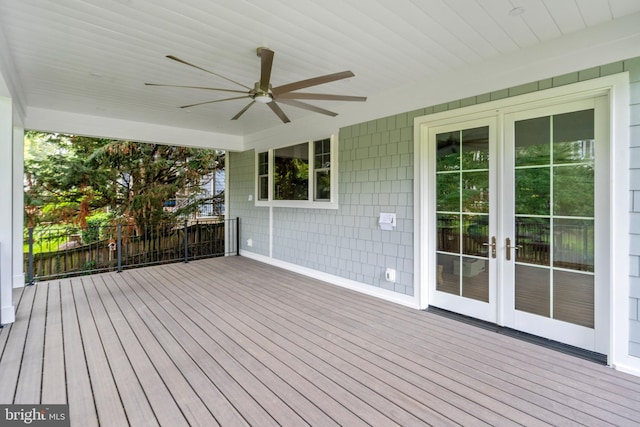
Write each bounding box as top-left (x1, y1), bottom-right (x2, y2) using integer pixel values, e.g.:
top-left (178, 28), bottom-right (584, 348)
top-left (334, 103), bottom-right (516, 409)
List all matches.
top-left (385, 268), bottom-right (396, 283)
top-left (379, 212), bottom-right (396, 230)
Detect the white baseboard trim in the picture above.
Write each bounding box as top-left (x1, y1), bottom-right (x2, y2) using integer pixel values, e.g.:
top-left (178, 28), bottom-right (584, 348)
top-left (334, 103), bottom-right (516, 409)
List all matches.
top-left (240, 250), bottom-right (421, 309)
top-left (1, 303), bottom-right (15, 325)
top-left (13, 273), bottom-right (24, 288)
top-left (612, 357), bottom-right (640, 378)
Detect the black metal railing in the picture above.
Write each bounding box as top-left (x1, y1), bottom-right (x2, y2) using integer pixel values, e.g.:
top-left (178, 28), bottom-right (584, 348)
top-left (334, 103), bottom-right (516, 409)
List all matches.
top-left (24, 217), bottom-right (239, 284)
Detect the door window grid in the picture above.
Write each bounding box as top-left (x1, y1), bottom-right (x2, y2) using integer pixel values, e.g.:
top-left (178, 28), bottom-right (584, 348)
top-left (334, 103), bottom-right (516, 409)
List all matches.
top-left (514, 110), bottom-right (595, 327)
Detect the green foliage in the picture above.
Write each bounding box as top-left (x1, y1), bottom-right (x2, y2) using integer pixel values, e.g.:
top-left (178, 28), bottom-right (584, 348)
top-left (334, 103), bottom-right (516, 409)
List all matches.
top-left (82, 212), bottom-right (114, 244)
top-left (24, 131), bottom-right (224, 233)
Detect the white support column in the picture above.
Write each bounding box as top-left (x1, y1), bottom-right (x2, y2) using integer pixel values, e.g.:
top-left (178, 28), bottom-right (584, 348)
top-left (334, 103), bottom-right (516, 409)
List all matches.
top-left (0, 96), bottom-right (16, 324)
top-left (12, 119), bottom-right (24, 288)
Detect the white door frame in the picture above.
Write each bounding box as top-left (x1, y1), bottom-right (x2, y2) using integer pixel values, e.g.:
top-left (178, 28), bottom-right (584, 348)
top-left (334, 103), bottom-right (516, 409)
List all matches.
top-left (414, 73), bottom-right (630, 365)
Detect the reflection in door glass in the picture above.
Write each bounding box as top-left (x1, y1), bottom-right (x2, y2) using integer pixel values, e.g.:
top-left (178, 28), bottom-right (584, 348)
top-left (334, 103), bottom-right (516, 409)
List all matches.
top-left (515, 116), bottom-right (550, 166)
top-left (553, 219), bottom-right (594, 272)
top-left (515, 168), bottom-right (550, 215)
top-left (553, 165), bottom-right (594, 217)
top-left (515, 217), bottom-right (550, 266)
top-left (436, 132), bottom-right (460, 171)
top-left (515, 265), bottom-right (550, 317)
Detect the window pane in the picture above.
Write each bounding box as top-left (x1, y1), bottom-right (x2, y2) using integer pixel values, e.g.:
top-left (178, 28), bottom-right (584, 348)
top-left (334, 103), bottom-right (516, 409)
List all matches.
top-left (315, 170), bottom-right (330, 200)
top-left (553, 270), bottom-right (594, 328)
top-left (274, 143), bottom-right (309, 200)
top-left (462, 214), bottom-right (488, 257)
top-left (436, 131), bottom-right (460, 171)
top-left (515, 265), bottom-right (550, 317)
top-left (259, 176), bottom-right (268, 201)
top-left (515, 116), bottom-right (550, 166)
top-left (436, 173), bottom-right (459, 212)
top-left (258, 152), bottom-right (268, 175)
top-left (515, 167), bottom-right (550, 215)
top-left (553, 219), bottom-right (594, 272)
top-left (314, 138), bottom-right (331, 169)
top-left (437, 214), bottom-right (459, 253)
top-left (516, 217), bottom-right (550, 266)
top-left (553, 165), bottom-right (594, 217)
top-left (461, 126), bottom-right (489, 170)
top-left (461, 257), bottom-right (488, 302)
top-left (461, 171), bottom-right (488, 213)
top-left (437, 253), bottom-right (460, 295)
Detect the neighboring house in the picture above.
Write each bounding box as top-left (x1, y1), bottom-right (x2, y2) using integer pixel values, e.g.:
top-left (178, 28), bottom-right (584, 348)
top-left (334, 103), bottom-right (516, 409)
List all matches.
top-left (166, 169), bottom-right (226, 218)
top-left (1, 3), bottom-right (639, 378)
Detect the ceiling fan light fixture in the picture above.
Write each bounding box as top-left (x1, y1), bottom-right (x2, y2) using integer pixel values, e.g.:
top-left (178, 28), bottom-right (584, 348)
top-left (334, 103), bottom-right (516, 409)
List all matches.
top-left (254, 94), bottom-right (272, 103)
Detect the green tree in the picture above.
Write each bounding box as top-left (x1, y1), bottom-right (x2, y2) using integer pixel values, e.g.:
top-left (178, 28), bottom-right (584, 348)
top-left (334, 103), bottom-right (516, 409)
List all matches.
top-left (24, 132), bottom-right (223, 232)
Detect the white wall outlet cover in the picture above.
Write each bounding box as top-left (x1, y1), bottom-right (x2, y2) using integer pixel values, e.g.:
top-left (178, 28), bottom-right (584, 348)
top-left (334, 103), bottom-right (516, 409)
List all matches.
top-left (247, 238), bottom-right (253, 247)
top-left (248, 194), bottom-right (253, 201)
top-left (385, 268), bottom-right (396, 282)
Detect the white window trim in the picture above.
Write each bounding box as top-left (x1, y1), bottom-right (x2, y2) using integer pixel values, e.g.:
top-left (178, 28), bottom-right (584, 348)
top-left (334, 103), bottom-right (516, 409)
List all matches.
top-left (255, 135), bottom-right (338, 209)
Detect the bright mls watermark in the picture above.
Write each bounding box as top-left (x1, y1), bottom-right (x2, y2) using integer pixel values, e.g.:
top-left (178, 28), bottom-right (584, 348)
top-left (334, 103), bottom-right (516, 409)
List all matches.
top-left (0, 405), bottom-right (69, 427)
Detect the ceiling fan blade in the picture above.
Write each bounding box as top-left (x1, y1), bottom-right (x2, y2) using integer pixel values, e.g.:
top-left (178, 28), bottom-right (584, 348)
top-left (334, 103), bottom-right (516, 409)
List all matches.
top-left (179, 95), bottom-right (250, 109)
top-left (277, 99), bottom-right (337, 117)
top-left (276, 92), bottom-right (367, 102)
top-left (145, 83), bottom-right (248, 94)
top-left (231, 101), bottom-right (256, 120)
top-left (166, 55), bottom-right (252, 90)
top-left (272, 71), bottom-right (355, 95)
top-left (258, 48), bottom-right (274, 93)
top-left (268, 102), bottom-right (291, 123)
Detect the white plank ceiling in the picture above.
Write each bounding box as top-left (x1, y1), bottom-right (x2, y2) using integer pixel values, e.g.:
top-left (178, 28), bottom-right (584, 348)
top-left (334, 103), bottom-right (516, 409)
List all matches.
top-left (1, 0), bottom-right (639, 137)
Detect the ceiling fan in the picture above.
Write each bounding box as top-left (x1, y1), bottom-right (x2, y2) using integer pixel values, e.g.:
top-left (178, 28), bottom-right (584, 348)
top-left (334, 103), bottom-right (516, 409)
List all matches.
top-left (145, 47), bottom-right (367, 124)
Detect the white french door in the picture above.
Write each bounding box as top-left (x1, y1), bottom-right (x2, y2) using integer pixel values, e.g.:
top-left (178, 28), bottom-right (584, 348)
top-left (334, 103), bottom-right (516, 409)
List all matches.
top-left (427, 97), bottom-right (610, 353)
top-left (428, 117), bottom-right (498, 323)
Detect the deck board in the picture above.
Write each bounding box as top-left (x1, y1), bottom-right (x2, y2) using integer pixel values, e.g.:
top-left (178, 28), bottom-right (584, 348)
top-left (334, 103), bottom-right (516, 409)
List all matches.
top-left (59, 276), bottom-right (98, 427)
top-left (41, 281), bottom-right (67, 404)
top-left (2, 256), bottom-right (640, 426)
top-left (0, 284), bottom-right (36, 403)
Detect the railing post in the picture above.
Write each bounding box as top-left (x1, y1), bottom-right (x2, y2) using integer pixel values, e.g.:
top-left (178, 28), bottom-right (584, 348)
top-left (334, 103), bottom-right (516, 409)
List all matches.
top-left (236, 217), bottom-right (240, 256)
top-left (117, 224), bottom-right (122, 273)
top-left (27, 227), bottom-right (34, 285)
top-left (184, 219), bottom-right (189, 263)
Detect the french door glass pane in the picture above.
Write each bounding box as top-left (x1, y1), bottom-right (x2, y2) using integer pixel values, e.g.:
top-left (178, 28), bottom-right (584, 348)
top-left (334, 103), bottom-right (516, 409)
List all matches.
top-left (515, 217), bottom-right (550, 266)
top-left (515, 168), bottom-right (550, 215)
top-left (436, 126), bottom-right (490, 302)
top-left (462, 172), bottom-right (489, 213)
top-left (436, 132), bottom-right (460, 171)
top-left (462, 214), bottom-right (488, 256)
top-left (461, 256), bottom-right (489, 302)
top-left (461, 127), bottom-right (489, 169)
top-left (436, 173), bottom-right (459, 211)
top-left (437, 253), bottom-right (460, 295)
top-left (515, 116), bottom-right (550, 166)
top-left (553, 270), bottom-right (594, 328)
top-left (553, 219), bottom-right (594, 272)
top-left (437, 214), bottom-right (459, 253)
top-left (553, 165), bottom-right (594, 217)
top-left (515, 265), bottom-right (550, 317)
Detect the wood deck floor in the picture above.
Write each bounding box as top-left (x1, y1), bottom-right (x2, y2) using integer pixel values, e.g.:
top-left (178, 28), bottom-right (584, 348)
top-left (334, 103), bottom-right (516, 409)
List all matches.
top-left (1, 256), bottom-right (640, 426)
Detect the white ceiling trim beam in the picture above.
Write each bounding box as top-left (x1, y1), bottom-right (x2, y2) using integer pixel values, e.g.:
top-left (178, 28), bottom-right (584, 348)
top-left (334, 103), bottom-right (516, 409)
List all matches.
top-left (25, 107), bottom-right (244, 151)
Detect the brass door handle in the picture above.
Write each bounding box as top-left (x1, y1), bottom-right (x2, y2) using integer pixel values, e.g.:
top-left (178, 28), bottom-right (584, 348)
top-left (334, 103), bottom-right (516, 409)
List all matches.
top-left (506, 238), bottom-right (521, 261)
top-left (482, 236), bottom-right (497, 258)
